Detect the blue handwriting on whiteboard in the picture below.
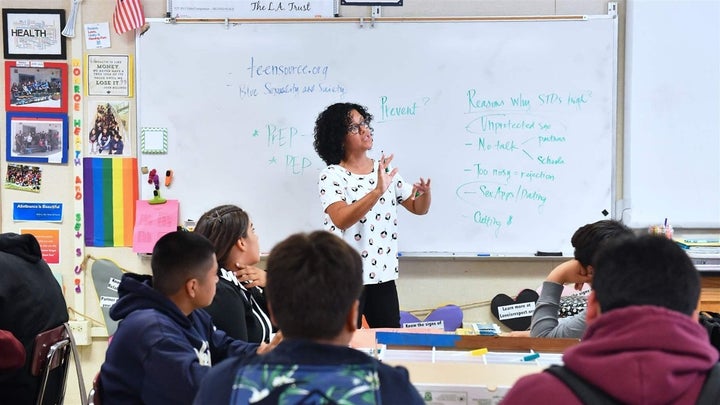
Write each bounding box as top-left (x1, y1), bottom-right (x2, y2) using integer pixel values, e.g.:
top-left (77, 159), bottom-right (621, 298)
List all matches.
top-left (247, 57), bottom-right (329, 79)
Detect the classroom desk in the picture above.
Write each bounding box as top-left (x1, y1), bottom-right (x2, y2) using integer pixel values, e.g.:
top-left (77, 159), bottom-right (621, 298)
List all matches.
top-left (381, 334), bottom-right (580, 353)
top-left (376, 344), bottom-right (566, 403)
top-left (700, 273), bottom-right (720, 312)
top-left (351, 329), bottom-right (579, 353)
top-left (387, 359), bottom-right (546, 402)
top-left (350, 329), bottom-right (577, 401)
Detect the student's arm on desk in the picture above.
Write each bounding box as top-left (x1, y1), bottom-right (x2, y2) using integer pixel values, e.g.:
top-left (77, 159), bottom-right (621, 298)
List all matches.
top-left (530, 260), bottom-right (591, 338)
top-left (530, 281), bottom-right (587, 338)
top-left (530, 259), bottom-right (592, 338)
top-left (530, 281), bottom-right (562, 337)
top-left (503, 331), bottom-right (531, 337)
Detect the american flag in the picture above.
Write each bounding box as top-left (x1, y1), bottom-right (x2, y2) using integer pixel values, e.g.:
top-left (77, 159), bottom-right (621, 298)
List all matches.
top-left (113, 0), bottom-right (145, 35)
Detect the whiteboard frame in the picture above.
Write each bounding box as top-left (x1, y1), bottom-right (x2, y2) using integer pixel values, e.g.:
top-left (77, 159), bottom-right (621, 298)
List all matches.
top-left (622, 0), bottom-right (720, 229)
top-left (136, 11), bottom-right (620, 257)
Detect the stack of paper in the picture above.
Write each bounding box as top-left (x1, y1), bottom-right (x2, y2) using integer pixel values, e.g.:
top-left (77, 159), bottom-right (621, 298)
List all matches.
top-left (469, 322), bottom-right (502, 336)
top-left (675, 237), bottom-right (720, 271)
top-left (675, 237), bottom-right (720, 253)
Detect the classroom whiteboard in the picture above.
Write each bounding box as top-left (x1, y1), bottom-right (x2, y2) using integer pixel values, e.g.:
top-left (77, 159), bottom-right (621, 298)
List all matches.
top-left (624, 0), bottom-right (720, 228)
top-left (136, 16), bottom-right (618, 254)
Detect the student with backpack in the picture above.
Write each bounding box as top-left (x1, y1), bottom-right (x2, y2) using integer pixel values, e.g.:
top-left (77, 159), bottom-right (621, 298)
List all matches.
top-left (502, 235), bottom-right (720, 404)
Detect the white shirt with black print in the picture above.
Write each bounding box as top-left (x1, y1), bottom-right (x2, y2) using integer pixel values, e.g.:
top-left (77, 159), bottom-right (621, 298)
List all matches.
top-left (318, 161), bottom-right (412, 285)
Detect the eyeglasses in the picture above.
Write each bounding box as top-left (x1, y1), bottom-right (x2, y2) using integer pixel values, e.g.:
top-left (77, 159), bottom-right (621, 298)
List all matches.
top-left (348, 120), bottom-right (372, 134)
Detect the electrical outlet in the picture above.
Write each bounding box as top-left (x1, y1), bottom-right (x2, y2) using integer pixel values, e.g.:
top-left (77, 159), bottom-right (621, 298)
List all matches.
top-left (68, 320), bottom-right (92, 346)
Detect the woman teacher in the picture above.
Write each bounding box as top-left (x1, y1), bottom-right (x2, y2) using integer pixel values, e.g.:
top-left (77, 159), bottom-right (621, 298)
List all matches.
top-left (313, 102), bottom-right (431, 328)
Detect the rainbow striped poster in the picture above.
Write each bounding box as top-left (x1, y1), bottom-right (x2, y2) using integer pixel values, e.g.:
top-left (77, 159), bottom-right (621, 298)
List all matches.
top-left (83, 157), bottom-right (138, 246)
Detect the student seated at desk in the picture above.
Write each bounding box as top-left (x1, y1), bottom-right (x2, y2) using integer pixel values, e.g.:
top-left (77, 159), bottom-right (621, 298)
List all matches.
top-left (100, 231), bottom-right (274, 404)
top-left (501, 235), bottom-right (719, 404)
top-left (194, 204), bottom-right (274, 343)
top-left (194, 231), bottom-right (424, 404)
top-left (528, 220), bottom-right (633, 338)
top-left (0, 233), bottom-right (69, 403)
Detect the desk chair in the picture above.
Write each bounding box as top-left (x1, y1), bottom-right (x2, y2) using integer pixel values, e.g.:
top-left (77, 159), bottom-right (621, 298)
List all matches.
top-left (31, 323), bottom-right (87, 405)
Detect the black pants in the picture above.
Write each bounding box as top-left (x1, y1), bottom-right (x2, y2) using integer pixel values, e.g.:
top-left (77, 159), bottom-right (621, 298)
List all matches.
top-left (358, 280), bottom-right (400, 328)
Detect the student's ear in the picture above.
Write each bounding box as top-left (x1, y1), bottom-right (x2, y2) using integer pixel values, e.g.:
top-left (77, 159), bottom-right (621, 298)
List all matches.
top-left (185, 278), bottom-right (198, 298)
top-left (346, 300), bottom-right (359, 333)
top-left (585, 290), bottom-right (601, 325)
top-left (235, 238), bottom-right (247, 253)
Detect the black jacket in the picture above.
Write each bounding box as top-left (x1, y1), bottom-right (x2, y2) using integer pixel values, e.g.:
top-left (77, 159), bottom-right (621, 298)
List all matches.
top-left (204, 267), bottom-right (273, 343)
top-left (0, 233), bottom-right (68, 404)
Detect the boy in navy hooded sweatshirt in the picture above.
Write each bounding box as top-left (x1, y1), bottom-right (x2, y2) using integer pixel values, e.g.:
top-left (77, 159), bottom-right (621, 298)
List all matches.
top-left (100, 231), bottom-right (265, 404)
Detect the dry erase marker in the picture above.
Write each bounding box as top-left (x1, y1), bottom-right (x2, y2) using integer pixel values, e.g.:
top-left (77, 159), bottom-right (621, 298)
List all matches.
top-left (165, 170), bottom-right (173, 187)
top-left (521, 353), bottom-right (540, 362)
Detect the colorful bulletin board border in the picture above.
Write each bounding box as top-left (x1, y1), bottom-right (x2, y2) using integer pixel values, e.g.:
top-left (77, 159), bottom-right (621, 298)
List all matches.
top-left (83, 157), bottom-right (138, 247)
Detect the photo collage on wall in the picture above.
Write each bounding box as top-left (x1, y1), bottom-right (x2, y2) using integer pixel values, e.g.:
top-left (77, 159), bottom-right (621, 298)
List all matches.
top-left (85, 54), bottom-right (133, 158)
top-left (3, 9), bottom-right (69, 169)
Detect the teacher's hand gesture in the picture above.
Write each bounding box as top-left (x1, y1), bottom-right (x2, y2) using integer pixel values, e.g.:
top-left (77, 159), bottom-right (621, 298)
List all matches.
top-left (412, 177), bottom-right (431, 199)
top-left (404, 177), bottom-right (431, 215)
top-left (377, 152), bottom-right (398, 193)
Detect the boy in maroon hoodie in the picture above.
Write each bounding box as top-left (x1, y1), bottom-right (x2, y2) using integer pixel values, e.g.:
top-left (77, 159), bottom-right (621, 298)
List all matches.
top-left (502, 235), bottom-right (718, 404)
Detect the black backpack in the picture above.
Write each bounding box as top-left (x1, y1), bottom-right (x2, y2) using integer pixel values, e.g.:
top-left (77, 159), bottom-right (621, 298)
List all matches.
top-left (699, 311), bottom-right (720, 354)
top-left (545, 362), bottom-right (720, 405)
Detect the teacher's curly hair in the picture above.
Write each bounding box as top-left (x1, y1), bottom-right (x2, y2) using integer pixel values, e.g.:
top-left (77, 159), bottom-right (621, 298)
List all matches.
top-left (313, 102), bottom-right (373, 165)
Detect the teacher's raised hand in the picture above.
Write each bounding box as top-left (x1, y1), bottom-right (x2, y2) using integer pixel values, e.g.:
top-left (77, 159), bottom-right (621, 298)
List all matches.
top-left (377, 152), bottom-right (398, 192)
